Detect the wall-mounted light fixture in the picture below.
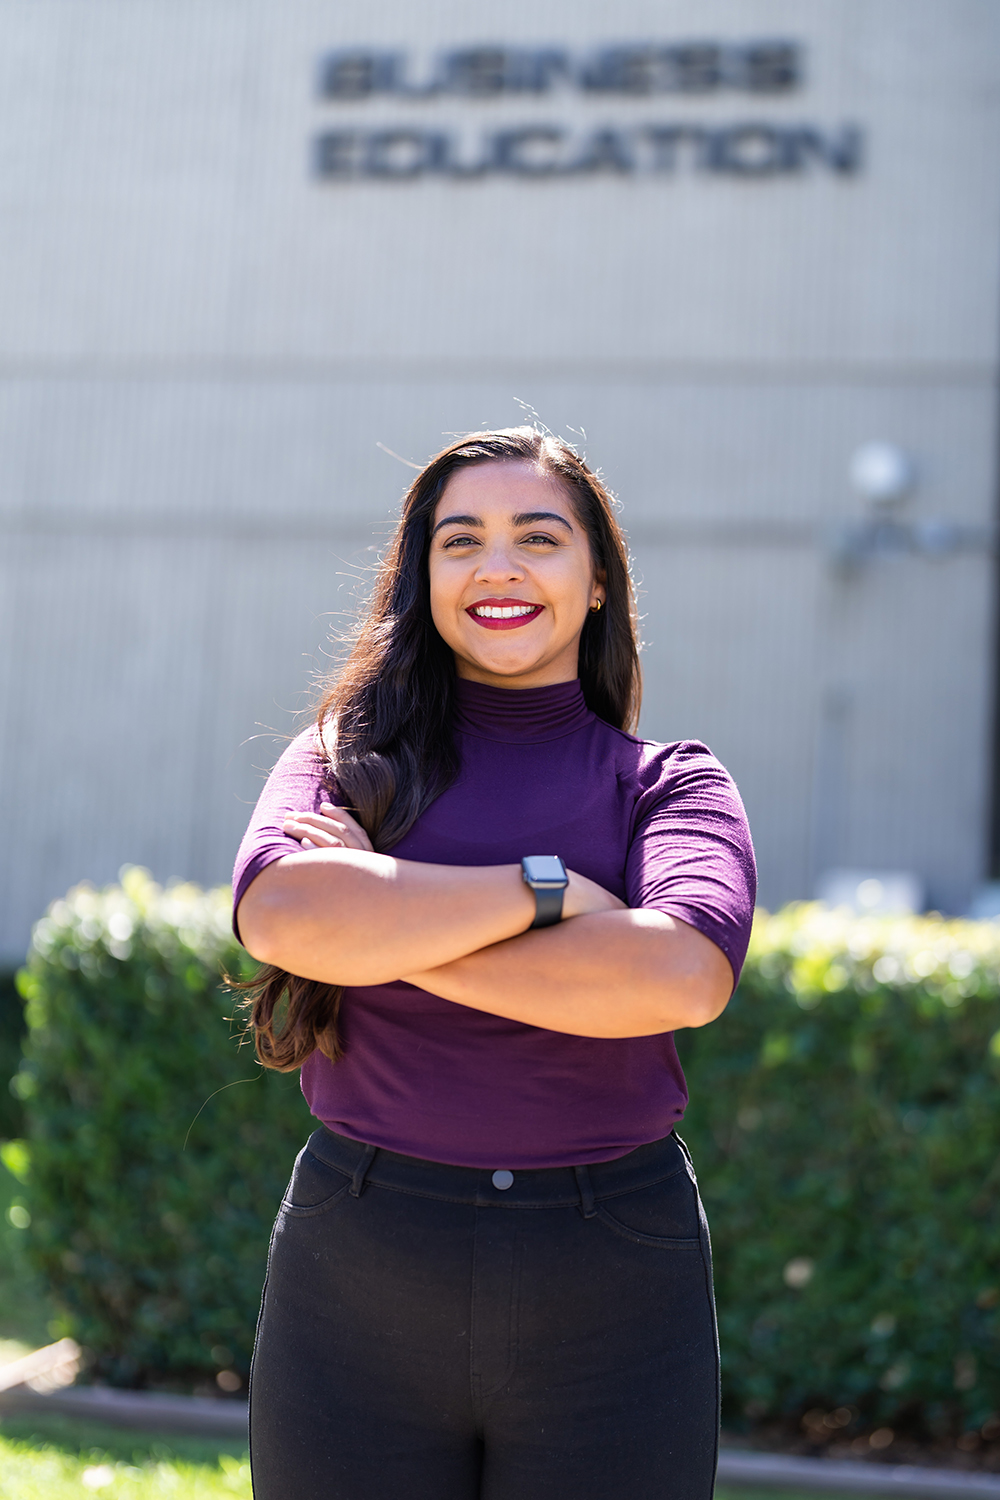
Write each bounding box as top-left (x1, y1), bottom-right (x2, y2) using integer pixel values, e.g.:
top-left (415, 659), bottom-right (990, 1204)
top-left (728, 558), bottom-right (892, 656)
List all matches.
top-left (848, 440), bottom-right (914, 508)
top-left (829, 441), bottom-right (988, 571)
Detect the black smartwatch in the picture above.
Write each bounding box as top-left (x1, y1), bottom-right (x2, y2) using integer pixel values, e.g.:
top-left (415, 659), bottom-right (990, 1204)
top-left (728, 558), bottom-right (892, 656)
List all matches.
top-left (521, 856), bottom-right (569, 928)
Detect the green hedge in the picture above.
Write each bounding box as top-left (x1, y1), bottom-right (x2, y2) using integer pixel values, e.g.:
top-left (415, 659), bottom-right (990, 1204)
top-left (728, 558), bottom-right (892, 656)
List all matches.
top-left (11, 869), bottom-right (312, 1389)
top-left (678, 903), bottom-right (1000, 1436)
top-left (10, 876), bottom-right (1000, 1430)
top-left (0, 967), bottom-right (26, 1139)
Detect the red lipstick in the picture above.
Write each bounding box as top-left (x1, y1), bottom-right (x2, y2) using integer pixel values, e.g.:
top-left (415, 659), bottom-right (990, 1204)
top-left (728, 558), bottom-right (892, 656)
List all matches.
top-left (466, 597), bottom-right (544, 631)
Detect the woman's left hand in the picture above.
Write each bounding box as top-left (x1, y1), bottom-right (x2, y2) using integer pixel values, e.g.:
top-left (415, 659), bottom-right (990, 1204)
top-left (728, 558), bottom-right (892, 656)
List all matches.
top-left (283, 803), bottom-right (374, 854)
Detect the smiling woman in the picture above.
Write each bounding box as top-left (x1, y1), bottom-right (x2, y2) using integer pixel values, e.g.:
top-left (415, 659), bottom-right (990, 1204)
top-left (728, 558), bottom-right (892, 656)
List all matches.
top-left (428, 464), bottom-right (604, 685)
top-left (229, 428), bottom-right (755, 1500)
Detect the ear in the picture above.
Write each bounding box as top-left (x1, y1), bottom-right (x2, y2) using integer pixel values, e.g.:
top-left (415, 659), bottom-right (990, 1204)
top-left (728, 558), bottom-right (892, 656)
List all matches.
top-left (591, 567), bottom-right (607, 611)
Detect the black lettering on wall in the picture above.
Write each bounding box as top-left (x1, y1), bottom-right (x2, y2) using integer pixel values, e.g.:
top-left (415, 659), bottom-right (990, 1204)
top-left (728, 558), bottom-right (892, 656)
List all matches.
top-left (737, 42), bottom-right (801, 91)
top-left (492, 127), bottom-right (567, 175)
top-left (314, 131), bottom-right (360, 176)
top-left (708, 124), bottom-right (791, 175)
top-left (365, 130), bottom-right (446, 177)
top-left (313, 123), bottom-right (864, 181)
top-left (514, 50), bottom-right (573, 92)
top-left (580, 46), bottom-right (714, 94)
top-left (784, 126), bottom-right (864, 173)
top-left (319, 52), bottom-right (396, 100)
top-left (573, 128), bottom-right (635, 174)
top-left (643, 125), bottom-right (700, 172)
top-left (318, 41), bottom-right (803, 100)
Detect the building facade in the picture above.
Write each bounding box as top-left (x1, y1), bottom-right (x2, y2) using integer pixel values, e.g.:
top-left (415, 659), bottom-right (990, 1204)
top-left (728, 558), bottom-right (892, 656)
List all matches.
top-left (1, 0), bottom-right (999, 960)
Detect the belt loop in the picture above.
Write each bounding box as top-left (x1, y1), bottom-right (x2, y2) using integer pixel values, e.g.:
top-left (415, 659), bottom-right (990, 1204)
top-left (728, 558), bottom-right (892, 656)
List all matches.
top-left (574, 1164), bottom-right (596, 1219)
top-left (349, 1142), bottom-right (378, 1198)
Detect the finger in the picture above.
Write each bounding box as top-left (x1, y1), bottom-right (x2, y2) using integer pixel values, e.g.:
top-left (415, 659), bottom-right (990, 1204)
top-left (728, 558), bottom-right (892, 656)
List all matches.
top-left (319, 803), bottom-right (374, 853)
top-left (284, 813), bottom-right (348, 840)
top-left (310, 805), bottom-right (372, 853)
top-left (300, 837), bottom-right (314, 849)
top-left (320, 827), bottom-right (367, 852)
top-left (289, 811), bottom-right (348, 831)
top-left (283, 817), bottom-right (344, 848)
top-left (296, 816), bottom-right (367, 852)
top-left (320, 802), bottom-right (361, 828)
top-left (283, 808), bottom-right (371, 853)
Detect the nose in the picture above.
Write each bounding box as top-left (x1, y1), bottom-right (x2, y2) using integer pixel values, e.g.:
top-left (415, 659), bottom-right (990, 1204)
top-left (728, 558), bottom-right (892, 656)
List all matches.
top-left (474, 540), bottom-right (524, 584)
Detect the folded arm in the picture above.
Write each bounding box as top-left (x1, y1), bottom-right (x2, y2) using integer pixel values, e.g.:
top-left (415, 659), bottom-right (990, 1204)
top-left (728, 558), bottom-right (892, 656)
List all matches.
top-left (402, 909), bottom-right (732, 1037)
top-left (237, 803), bottom-right (732, 1038)
top-left (237, 805), bottom-right (621, 984)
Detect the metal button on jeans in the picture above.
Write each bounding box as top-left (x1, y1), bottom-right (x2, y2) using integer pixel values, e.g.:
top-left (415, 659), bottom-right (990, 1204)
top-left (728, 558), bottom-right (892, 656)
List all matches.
top-left (491, 1169), bottom-right (514, 1191)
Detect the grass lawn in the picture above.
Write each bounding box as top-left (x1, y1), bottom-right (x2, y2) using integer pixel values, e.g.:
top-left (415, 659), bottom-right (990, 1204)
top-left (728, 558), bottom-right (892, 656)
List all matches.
top-left (0, 1414), bottom-right (858, 1500)
top-left (0, 1412), bottom-right (250, 1497)
top-left (0, 1417), bottom-right (831, 1500)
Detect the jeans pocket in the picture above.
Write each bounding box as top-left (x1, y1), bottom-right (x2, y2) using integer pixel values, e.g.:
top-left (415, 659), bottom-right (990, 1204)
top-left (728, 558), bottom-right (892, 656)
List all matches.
top-left (595, 1165), bottom-right (703, 1249)
top-left (280, 1144), bottom-right (353, 1218)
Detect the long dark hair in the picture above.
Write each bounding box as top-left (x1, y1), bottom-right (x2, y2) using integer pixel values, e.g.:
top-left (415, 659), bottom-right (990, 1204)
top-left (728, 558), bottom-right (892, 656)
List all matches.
top-left (238, 428), bottom-right (641, 1069)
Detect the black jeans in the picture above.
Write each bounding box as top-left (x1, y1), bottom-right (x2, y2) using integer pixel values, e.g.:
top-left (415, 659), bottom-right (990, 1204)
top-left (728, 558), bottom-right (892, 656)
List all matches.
top-left (249, 1128), bottom-right (719, 1500)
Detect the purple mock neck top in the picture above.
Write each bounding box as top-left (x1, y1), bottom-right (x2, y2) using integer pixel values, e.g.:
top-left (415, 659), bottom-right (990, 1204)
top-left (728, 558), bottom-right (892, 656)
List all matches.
top-left (453, 676), bottom-right (595, 741)
top-left (233, 677), bottom-right (756, 1169)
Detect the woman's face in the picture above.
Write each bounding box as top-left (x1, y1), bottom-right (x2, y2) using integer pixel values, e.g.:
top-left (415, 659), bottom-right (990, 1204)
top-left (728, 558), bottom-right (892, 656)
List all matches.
top-left (428, 460), bottom-right (605, 689)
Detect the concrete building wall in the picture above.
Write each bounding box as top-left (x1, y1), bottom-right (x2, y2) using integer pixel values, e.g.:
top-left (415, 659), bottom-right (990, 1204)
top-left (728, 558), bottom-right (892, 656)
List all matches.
top-left (1, 0), bottom-right (999, 959)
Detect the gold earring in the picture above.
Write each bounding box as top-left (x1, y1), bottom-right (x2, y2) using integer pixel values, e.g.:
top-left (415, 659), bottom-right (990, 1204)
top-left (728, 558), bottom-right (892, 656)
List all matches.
top-left (590, 599), bottom-right (603, 613)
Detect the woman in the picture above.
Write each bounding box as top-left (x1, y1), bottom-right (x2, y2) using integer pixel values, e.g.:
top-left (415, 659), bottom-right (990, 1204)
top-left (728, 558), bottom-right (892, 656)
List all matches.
top-left (233, 428), bottom-right (755, 1500)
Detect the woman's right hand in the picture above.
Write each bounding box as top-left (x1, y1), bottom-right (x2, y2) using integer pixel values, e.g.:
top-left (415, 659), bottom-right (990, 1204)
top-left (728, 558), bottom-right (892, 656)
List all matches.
top-left (282, 803), bottom-right (374, 854)
top-left (562, 869), bottom-right (627, 919)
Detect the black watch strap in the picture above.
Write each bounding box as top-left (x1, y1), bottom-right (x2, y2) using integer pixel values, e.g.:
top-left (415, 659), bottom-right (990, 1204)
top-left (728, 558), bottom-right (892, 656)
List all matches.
top-left (530, 885), bottom-right (564, 929)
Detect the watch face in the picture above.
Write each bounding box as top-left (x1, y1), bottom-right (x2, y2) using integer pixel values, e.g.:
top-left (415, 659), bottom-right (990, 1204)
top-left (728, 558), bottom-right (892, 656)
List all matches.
top-left (522, 855), bottom-right (567, 886)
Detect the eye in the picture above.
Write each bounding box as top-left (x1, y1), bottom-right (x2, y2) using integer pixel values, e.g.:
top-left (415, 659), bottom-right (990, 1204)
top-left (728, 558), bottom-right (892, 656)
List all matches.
top-left (440, 533), bottom-right (480, 549)
top-left (520, 532), bottom-right (560, 547)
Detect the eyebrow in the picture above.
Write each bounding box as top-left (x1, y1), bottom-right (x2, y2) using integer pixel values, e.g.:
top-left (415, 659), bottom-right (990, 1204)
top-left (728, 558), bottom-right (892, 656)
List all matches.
top-left (431, 510), bottom-right (575, 538)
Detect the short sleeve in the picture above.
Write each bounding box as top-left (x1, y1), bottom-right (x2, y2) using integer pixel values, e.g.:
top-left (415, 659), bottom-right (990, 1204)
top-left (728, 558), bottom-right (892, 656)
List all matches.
top-left (624, 742), bottom-right (756, 989)
top-left (231, 728), bottom-right (335, 943)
